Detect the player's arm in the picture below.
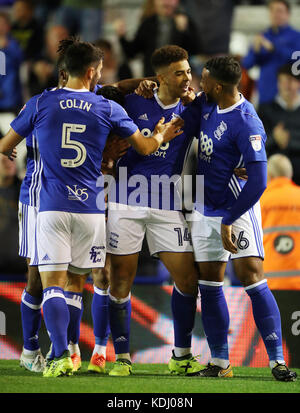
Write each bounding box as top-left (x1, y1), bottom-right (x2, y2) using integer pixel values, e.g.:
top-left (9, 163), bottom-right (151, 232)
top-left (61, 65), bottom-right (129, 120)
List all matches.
top-left (0, 95), bottom-right (38, 159)
top-left (221, 120), bottom-right (268, 253)
top-left (0, 128), bottom-right (24, 159)
top-left (110, 77), bottom-right (158, 95)
top-left (127, 117), bottom-right (184, 156)
top-left (221, 161), bottom-right (267, 253)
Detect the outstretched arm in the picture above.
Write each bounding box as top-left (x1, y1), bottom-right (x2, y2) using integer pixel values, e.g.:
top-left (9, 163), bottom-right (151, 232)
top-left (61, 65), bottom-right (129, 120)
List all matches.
top-left (110, 77), bottom-right (158, 96)
top-left (127, 117), bottom-right (184, 156)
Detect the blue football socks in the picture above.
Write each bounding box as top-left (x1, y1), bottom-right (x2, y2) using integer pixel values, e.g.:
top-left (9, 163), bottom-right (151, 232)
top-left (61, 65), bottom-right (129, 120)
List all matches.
top-left (108, 292), bottom-right (131, 355)
top-left (172, 284), bottom-right (196, 356)
top-left (64, 291), bottom-right (83, 347)
top-left (92, 285), bottom-right (110, 348)
top-left (199, 281), bottom-right (230, 366)
top-left (42, 287), bottom-right (69, 358)
top-left (245, 279), bottom-right (284, 365)
top-left (21, 289), bottom-right (43, 351)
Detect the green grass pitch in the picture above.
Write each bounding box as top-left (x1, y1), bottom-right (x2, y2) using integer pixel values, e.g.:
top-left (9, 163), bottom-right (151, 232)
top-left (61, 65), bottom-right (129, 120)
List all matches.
top-left (0, 360), bottom-right (299, 394)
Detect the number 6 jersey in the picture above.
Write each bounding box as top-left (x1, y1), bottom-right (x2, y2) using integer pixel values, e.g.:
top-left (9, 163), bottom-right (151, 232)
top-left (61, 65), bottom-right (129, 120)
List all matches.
top-left (11, 87), bottom-right (138, 214)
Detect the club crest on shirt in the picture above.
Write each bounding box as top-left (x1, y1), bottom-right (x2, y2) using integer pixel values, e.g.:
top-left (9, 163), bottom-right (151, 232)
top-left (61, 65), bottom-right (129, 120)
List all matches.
top-left (249, 135), bottom-right (262, 151)
top-left (213, 121), bottom-right (227, 141)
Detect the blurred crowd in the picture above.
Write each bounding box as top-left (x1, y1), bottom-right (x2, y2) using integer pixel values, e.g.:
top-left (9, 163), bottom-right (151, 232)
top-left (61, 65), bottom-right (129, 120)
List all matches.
top-left (0, 0), bottom-right (300, 281)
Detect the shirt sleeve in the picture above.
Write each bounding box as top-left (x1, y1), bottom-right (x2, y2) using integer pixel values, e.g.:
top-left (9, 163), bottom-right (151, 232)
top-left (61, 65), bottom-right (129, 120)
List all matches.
top-left (222, 161), bottom-right (267, 225)
top-left (109, 100), bottom-right (138, 139)
top-left (235, 114), bottom-right (267, 165)
top-left (10, 95), bottom-right (38, 138)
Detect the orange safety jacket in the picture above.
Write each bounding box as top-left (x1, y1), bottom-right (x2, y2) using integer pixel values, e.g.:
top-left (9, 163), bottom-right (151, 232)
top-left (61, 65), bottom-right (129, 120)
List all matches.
top-left (260, 177), bottom-right (300, 290)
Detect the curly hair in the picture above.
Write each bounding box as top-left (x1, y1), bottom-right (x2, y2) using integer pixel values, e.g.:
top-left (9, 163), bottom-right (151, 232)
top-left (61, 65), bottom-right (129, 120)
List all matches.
top-left (151, 45), bottom-right (188, 72)
top-left (204, 56), bottom-right (242, 86)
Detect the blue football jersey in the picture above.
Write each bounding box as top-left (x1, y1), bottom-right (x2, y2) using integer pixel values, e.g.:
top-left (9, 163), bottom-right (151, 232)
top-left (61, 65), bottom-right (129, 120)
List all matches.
top-left (115, 92), bottom-right (194, 210)
top-left (19, 86), bottom-right (103, 208)
top-left (11, 87), bottom-right (138, 214)
top-left (19, 130), bottom-right (43, 208)
top-left (18, 94), bottom-right (43, 208)
top-left (181, 93), bottom-right (267, 216)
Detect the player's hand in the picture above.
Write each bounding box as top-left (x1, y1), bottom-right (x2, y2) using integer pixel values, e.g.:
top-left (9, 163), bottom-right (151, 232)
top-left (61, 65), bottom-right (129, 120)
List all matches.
top-left (221, 223), bottom-right (237, 254)
top-left (155, 117), bottom-right (184, 143)
top-left (101, 159), bottom-right (115, 176)
top-left (103, 135), bottom-right (130, 162)
top-left (135, 80), bottom-right (158, 98)
top-left (234, 167), bottom-right (248, 180)
top-left (7, 147), bottom-right (17, 161)
top-left (181, 87), bottom-right (196, 106)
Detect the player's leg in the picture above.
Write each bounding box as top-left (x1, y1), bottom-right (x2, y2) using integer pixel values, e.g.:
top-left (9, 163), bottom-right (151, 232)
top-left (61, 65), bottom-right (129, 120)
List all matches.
top-left (106, 205), bottom-right (146, 376)
top-left (39, 267), bottom-right (74, 377)
top-left (159, 252), bottom-right (201, 375)
top-left (191, 212), bottom-right (233, 377)
top-left (196, 261), bottom-right (233, 377)
top-left (147, 209), bottom-right (201, 375)
top-left (19, 203), bottom-right (45, 372)
top-left (233, 256), bottom-right (297, 381)
top-left (65, 211), bottom-right (107, 374)
top-left (108, 252), bottom-right (139, 376)
top-left (88, 256), bottom-right (111, 373)
top-left (20, 261), bottom-right (45, 372)
top-left (36, 210), bottom-right (75, 377)
top-left (64, 270), bottom-right (89, 371)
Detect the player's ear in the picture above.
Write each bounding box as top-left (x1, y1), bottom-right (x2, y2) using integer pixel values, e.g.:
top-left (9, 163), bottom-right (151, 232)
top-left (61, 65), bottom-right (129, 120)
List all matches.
top-left (157, 73), bottom-right (165, 86)
top-left (86, 66), bottom-right (95, 81)
top-left (215, 83), bottom-right (223, 95)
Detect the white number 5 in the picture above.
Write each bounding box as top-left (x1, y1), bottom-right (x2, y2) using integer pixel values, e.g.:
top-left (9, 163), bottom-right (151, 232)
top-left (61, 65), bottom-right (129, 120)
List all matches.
top-left (61, 123), bottom-right (87, 168)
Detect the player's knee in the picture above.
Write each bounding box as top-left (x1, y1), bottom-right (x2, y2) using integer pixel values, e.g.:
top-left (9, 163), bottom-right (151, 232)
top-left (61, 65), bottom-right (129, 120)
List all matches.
top-left (174, 273), bottom-right (198, 296)
top-left (234, 259), bottom-right (264, 287)
top-left (92, 267), bottom-right (110, 290)
top-left (26, 266), bottom-right (43, 297)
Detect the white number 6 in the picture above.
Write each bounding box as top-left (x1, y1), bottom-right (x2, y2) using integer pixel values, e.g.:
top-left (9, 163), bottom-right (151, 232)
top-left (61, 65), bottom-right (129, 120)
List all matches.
top-left (61, 123), bottom-right (87, 168)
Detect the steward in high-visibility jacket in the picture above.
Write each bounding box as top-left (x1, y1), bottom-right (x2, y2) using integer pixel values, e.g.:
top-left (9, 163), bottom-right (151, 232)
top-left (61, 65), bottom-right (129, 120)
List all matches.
top-left (261, 174), bottom-right (300, 290)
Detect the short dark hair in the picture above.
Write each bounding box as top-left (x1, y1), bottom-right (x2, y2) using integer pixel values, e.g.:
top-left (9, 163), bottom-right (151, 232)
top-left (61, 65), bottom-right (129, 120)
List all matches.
top-left (63, 40), bottom-right (104, 77)
top-left (151, 45), bottom-right (188, 72)
top-left (96, 85), bottom-right (125, 107)
top-left (204, 56), bottom-right (242, 85)
top-left (268, 0), bottom-right (290, 12)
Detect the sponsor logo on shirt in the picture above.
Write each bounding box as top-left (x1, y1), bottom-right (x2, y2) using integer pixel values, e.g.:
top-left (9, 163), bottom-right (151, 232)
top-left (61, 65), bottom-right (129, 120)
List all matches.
top-left (66, 185), bottom-right (89, 201)
top-left (199, 131), bottom-right (213, 163)
top-left (140, 128), bottom-right (169, 158)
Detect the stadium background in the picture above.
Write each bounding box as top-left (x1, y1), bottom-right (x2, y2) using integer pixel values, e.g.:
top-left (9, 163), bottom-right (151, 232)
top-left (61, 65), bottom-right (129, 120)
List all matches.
top-left (0, 0), bottom-right (300, 369)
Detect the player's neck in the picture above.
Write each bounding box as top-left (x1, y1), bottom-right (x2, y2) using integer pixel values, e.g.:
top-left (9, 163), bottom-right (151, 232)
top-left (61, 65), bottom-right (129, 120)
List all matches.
top-left (217, 91), bottom-right (241, 110)
top-left (157, 88), bottom-right (180, 106)
top-left (65, 77), bottom-right (90, 91)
